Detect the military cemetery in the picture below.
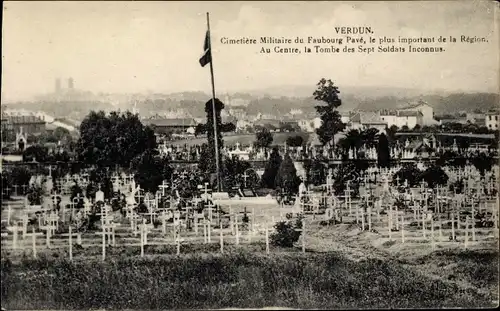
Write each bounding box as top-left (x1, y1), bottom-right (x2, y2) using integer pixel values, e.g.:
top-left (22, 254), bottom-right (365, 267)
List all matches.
top-left (1, 1), bottom-right (499, 310)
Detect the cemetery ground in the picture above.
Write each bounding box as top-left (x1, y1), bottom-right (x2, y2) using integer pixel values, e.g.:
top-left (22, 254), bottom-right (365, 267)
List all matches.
top-left (1, 193), bottom-right (498, 310)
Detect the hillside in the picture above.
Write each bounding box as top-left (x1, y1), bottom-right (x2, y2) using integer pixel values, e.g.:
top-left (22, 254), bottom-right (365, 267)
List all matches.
top-left (3, 87), bottom-right (497, 119)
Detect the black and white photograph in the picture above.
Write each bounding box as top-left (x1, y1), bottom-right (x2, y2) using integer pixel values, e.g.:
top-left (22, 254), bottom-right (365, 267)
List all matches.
top-left (1, 1), bottom-right (499, 309)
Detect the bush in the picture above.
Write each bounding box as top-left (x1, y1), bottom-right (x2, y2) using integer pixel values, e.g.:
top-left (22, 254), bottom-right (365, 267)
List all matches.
top-left (392, 163), bottom-right (422, 187)
top-left (419, 165), bottom-right (448, 188)
top-left (27, 187), bottom-right (43, 205)
top-left (270, 216), bottom-right (303, 247)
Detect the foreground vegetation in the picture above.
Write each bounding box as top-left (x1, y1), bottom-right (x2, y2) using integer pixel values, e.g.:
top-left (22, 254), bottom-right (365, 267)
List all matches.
top-left (1, 249), bottom-right (497, 309)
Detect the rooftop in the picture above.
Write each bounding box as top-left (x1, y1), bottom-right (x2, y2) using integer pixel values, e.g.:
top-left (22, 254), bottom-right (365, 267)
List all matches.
top-left (3, 115), bottom-right (46, 124)
top-left (399, 100), bottom-right (431, 110)
top-left (397, 110), bottom-right (424, 117)
top-left (142, 118), bottom-right (197, 127)
top-left (350, 112), bottom-right (386, 125)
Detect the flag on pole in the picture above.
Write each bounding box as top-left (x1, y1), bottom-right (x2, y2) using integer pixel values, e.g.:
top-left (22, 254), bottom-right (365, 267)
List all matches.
top-left (199, 30), bottom-right (212, 67)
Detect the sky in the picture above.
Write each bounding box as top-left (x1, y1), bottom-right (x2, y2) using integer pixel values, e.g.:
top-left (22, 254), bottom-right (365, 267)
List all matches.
top-left (2, 1), bottom-right (499, 101)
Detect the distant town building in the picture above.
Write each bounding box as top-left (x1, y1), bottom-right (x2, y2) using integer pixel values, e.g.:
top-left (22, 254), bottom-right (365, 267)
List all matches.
top-left (1, 114), bottom-right (46, 138)
top-left (348, 111), bottom-right (386, 132)
top-left (466, 113), bottom-right (486, 126)
top-left (226, 106), bottom-right (247, 120)
top-left (298, 117), bottom-right (321, 133)
top-left (223, 94), bottom-right (250, 107)
top-left (142, 117), bottom-right (197, 134)
top-left (485, 111), bottom-right (499, 130)
top-left (438, 115), bottom-right (468, 125)
top-left (380, 110), bottom-right (424, 129)
top-left (398, 101), bottom-right (436, 125)
top-left (339, 111), bottom-right (352, 124)
top-left (46, 118), bottom-right (79, 133)
top-left (236, 119), bottom-right (252, 132)
top-left (253, 119), bottom-right (282, 131)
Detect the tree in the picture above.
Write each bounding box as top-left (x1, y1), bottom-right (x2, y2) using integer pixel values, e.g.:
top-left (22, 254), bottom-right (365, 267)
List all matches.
top-left (285, 135), bottom-right (304, 147)
top-left (6, 166), bottom-right (32, 188)
top-left (53, 150), bottom-right (71, 163)
top-left (132, 149), bottom-right (173, 194)
top-left (53, 127), bottom-right (71, 142)
top-left (76, 111), bottom-right (157, 168)
top-left (392, 163), bottom-right (422, 187)
top-left (27, 186), bottom-right (43, 205)
top-left (377, 133), bottom-right (391, 168)
top-left (221, 156), bottom-right (252, 190)
top-left (332, 163), bottom-right (360, 196)
top-left (261, 147), bottom-right (282, 189)
top-left (471, 153), bottom-right (494, 176)
top-left (88, 168), bottom-right (113, 200)
top-left (360, 128), bottom-right (379, 148)
top-left (309, 157), bottom-right (327, 186)
top-left (420, 166), bottom-right (448, 188)
top-left (313, 79), bottom-right (346, 145)
top-left (23, 145), bottom-right (49, 162)
top-left (198, 143), bottom-right (212, 177)
top-left (386, 125), bottom-right (399, 142)
top-left (254, 128), bottom-right (273, 149)
top-left (338, 129), bottom-right (363, 153)
top-left (195, 99), bottom-right (234, 176)
top-left (275, 153), bottom-right (301, 194)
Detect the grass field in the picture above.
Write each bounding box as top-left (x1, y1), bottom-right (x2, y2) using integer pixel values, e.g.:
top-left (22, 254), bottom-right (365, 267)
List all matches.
top-left (170, 132), bottom-right (312, 147)
top-left (1, 247), bottom-right (497, 310)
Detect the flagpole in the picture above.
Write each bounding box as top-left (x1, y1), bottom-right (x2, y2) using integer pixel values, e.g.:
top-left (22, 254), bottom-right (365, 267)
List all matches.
top-left (206, 12), bottom-right (221, 192)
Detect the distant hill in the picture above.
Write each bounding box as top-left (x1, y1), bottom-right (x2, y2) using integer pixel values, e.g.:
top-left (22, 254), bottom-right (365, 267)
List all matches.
top-left (5, 86), bottom-right (497, 119)
top-left (355, 92), bottom-right (499, 113)
top-left (241, 85), bottom-right (450, 100)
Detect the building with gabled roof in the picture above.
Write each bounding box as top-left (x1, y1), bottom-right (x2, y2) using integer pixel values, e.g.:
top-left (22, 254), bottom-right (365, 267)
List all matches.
top-left (398, 100), bottom-right (437, 125)
top-left (380, 109), bottom-right (424, 129)
top-left (348, 111), bottom-right (387, 131)
top-left (142, 117), bottom-right (198, 134)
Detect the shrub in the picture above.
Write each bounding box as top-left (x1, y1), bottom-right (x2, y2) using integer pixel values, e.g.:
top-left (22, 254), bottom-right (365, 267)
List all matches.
top-left (27, 187), bottom-right (43, 205)
top-left (270, 216), bottom-right (303, 247)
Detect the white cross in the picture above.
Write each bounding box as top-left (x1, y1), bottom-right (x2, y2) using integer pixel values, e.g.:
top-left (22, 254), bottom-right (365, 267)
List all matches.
top-left (420, 180), bottom-right (427, 190)
top-left (242, 172), bottom-right (250, 188)
top-left (159, 180), bottom-right (169, 196)
top-left (136, 188), bottom-right (145, 203)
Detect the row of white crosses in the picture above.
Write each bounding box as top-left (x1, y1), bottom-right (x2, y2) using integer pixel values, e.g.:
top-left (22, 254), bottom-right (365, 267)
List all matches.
top-left (111, 173), bottom-right (135, 194)
top-left (2, 206), bottom-right (310, 260)
top-left (5, 207), bottom-right (59, 251)
top-left (5, 184), bottom-right (30, 196)
top-left (392, 211), bottom-right (481, 250)
top-left (55, 173), bottom-right (90, 195)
